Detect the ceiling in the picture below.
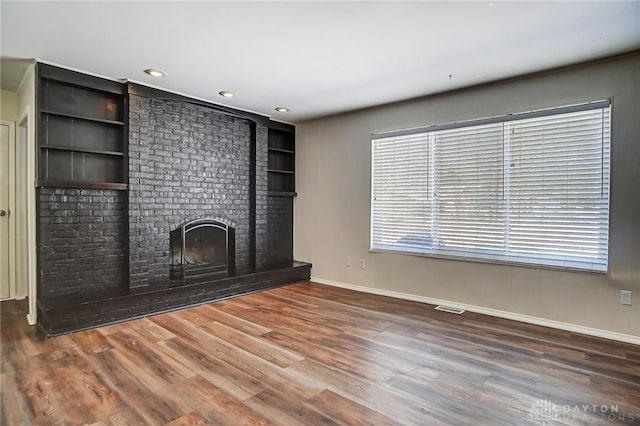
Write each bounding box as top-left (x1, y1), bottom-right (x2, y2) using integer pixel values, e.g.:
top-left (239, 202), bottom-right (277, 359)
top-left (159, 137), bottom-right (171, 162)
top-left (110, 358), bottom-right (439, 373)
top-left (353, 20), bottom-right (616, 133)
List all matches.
top-left (2, 1), bottom-right (639, 123)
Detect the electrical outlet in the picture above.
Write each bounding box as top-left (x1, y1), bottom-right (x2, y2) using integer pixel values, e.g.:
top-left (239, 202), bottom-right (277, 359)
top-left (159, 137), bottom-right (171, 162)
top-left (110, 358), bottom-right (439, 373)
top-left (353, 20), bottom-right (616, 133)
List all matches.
top-left (359, 259), bottom-right (365, 269)
top-left (620, 290), bottom-right (632, 305)
top-left (346, 257), bottom-right (352, 267)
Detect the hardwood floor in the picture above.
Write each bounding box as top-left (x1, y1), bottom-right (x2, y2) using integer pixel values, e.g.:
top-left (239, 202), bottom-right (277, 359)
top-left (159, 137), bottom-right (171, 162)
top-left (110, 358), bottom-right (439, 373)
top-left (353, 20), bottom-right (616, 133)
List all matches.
top-left (2, 282), bottom-right (640, 425)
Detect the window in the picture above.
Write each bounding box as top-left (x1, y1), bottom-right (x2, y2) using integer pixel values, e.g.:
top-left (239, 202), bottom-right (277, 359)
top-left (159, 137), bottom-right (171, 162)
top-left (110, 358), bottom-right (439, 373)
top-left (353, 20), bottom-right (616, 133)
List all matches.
top-left (371, 101), bottom-right (610, 272)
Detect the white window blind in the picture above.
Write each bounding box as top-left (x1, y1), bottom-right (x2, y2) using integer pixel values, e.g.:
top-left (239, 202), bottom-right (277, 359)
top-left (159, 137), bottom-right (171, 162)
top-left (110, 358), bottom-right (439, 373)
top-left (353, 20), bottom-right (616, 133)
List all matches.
top-left (371, 133), bottom-right (431, 253)
top-left (507, 108), bottom-right (610, 270)
top-left (434, 123), bottom-right (505, 255)
top-left (371, 101), bottom-right (610, 272)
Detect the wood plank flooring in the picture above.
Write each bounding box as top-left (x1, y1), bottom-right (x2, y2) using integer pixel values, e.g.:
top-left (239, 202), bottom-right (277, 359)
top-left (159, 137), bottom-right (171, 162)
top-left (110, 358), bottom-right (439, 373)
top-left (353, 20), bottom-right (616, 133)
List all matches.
top-left (2, 282), bottom-right (640, 425)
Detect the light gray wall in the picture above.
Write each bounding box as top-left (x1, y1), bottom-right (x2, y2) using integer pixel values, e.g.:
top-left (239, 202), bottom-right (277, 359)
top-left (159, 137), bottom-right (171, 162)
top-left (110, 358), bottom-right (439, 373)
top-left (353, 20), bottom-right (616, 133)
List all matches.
top-left (295, 53), bottom-right (640, 338)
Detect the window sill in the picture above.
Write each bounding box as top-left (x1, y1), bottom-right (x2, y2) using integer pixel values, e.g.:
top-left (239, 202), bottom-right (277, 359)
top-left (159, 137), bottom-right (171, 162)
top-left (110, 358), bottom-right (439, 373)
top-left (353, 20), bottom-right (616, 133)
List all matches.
top-left (369, 247), bottom-right (608, 275)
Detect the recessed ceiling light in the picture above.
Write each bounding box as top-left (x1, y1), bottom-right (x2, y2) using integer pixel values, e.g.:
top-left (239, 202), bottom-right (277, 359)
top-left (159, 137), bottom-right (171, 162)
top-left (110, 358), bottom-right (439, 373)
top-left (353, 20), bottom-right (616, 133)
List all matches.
top-left (219, 91), bottom-right (234, 98)
top-left (275, 107), bottom-right (289, 113)
top-left (144, 68), bottom-right (166, 77)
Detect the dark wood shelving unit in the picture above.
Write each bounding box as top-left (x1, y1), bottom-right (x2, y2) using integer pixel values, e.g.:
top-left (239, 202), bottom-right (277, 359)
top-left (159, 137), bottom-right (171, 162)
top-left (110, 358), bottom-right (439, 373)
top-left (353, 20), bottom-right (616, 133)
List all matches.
top-left (267, 126), bottom-right (295, 194)
top-left (37, 64), bottom-right (128, 190)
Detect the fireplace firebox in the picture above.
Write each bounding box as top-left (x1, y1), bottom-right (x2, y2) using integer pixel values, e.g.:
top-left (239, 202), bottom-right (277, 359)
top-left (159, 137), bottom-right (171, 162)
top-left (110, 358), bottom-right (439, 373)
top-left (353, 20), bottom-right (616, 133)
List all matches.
top-left (170, 219), bottom-right (235, 279)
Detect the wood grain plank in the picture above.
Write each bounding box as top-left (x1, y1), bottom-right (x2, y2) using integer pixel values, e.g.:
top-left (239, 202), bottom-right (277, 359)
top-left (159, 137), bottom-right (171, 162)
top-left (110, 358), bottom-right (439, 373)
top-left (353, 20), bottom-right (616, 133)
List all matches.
top-left (261, 331), bottom-right (395, 384)
top-left (88, 408), bottom-right (147, 426)
top-left (305, 389), bottom-right (399, 426)
top-left (90, 349), bottom-right (184, 424)
top-left (160, 336), bottom-right (267, 401)
top-left (217, 300), bottom-right (343, 337)
top-left (48, 347), bottom-right (123, 423)
top-left (69, 329), bottom-right (114, 354)
top-left (0, 371), bottom-right (35, 425)
top-left (15, 352), bottom-right (91, 425)
top-left (284, 358), bottom-right (375, 400)
top-left (245, 388), bottom-right (339, 426)
top-left (171, 375), bottom-right (272, 426)
top-left (104, 330), bottom-right (194, 384)
top-left (165, 412), bottom-right (211, 426)
top-left (200, 321), bottom-right (305, 368)
top-left (199, 304), bottom-right (273, 336)
top-left (151, 313), bottom-right (326, 399)
top-left (107, 317), bottom-right (178, 342)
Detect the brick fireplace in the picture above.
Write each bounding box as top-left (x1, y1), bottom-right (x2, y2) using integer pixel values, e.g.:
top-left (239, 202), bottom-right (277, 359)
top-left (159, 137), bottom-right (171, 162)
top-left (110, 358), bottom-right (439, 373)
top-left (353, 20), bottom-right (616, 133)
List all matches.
top-left (127, 95), bottom-right (258, 288)
top-left (35, 64), bottom-right (310, 335)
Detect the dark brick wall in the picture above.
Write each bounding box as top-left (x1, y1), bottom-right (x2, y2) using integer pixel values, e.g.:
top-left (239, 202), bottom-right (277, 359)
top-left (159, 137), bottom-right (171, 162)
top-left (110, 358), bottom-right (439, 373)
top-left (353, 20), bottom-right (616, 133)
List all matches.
top-left (38, 188), bottom-right (128, 298)
top-left (128, 95), bottom-right (254, 287)
top-left (265, 196), bottom-right (294, 266)
top-left (255, 125), bottom-right (270, 269)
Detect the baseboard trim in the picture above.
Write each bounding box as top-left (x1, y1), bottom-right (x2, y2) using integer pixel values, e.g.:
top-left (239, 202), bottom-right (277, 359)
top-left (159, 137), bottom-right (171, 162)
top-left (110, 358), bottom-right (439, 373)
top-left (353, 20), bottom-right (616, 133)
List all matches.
top-left (310, 276), bottom-right (640, 346)
top-left (26, 313), bottom-right (37, 326)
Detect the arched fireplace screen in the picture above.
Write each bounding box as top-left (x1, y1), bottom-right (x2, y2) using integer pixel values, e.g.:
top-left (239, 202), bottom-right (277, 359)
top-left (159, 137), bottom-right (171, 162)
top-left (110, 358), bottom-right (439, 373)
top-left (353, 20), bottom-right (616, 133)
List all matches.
top-left (170, 219), bottom-right (235, 278)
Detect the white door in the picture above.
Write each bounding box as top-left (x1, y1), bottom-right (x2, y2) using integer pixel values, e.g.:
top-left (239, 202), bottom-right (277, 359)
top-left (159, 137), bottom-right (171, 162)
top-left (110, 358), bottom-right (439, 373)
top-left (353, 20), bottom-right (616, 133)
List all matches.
top-left (0, 122), bottom-right (11, 299)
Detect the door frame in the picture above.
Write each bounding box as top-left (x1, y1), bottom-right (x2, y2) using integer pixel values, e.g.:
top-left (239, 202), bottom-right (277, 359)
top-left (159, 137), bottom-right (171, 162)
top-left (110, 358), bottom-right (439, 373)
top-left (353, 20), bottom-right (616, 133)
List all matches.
top-left (1, 120), bottom-right (17, 300)
top-left (17, 107), bottom-right (37, 325)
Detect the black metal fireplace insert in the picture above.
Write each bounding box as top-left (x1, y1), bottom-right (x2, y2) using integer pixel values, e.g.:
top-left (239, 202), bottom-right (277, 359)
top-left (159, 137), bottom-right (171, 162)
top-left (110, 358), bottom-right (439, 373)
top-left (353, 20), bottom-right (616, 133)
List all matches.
top-left (170, 219), bottom-right (235, 279)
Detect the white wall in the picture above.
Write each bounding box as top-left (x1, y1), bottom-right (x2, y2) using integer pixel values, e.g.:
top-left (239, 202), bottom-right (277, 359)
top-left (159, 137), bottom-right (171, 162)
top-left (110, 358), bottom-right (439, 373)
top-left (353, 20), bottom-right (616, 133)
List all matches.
top-left (1, 90), bottom-right (18, 122)
top-left (17, 65), bottom-right (35, 118)
top-left (295, 53), bottom-right (640, 340)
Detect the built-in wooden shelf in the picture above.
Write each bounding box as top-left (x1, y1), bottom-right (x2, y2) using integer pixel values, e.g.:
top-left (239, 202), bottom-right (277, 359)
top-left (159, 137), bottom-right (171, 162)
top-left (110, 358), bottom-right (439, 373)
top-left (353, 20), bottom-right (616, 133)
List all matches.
top-left (37, 180), bottom-right (128, 191)
top-left (267, 126), bottom-right (295, 193)
top-left (41, 145), bottom-right (125, 157)
top-left (268, 147), bottom-right (295, 154)
top-left (267, 191), bottom-right (297, 197)
top-left (267, 168), bottom-right (295, 174)
top-left (38, 65), bottom-right (128, 188)
top-left (41, 109), bottom-right (125, 126)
